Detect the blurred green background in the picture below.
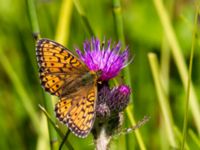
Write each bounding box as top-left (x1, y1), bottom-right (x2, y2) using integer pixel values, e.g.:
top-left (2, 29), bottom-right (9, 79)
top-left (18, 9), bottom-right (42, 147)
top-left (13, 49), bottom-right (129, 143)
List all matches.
top-left (0, 0), bottom-right (199, 149)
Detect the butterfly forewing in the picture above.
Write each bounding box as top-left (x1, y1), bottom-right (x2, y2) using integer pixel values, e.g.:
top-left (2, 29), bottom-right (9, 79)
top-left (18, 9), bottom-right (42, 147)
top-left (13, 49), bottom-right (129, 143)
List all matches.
top-left (36, 38), bottom-right (89, 97)
top-left (36, 38), bottom-right (98, 138)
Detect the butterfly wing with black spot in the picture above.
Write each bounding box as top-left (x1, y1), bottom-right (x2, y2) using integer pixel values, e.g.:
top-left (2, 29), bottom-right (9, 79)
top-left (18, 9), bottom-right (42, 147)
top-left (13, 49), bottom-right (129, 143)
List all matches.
top-left (55, 84), bottom-right (97, 138)
top-left (36, 38), bottom-right (89, 97)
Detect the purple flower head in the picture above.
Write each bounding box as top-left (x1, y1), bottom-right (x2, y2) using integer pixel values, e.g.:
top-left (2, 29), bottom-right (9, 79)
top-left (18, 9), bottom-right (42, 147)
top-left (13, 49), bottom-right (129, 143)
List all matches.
top-left (117, 85), bottom-right (131, 96)
top-left (108, 85), bottom-right (131, 113)
top-left (76, 38), bottom-right (129, 81)
top-left (96, 83), bottom-right (131, 120)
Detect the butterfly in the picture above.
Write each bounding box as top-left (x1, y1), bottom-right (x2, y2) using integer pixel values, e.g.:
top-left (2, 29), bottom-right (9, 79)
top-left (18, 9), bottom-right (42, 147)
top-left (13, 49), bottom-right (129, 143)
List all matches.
top-left (36, 38), bottom-right (100, 138)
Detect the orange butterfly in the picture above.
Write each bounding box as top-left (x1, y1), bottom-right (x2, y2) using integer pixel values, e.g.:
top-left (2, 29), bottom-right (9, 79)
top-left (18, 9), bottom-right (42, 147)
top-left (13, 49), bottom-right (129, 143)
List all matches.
top-left (36, 38), bottom-right (100, 137)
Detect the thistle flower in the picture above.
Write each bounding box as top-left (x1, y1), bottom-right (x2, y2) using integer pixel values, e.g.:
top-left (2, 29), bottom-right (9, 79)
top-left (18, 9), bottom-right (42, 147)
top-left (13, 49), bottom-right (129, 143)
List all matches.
top-left (76, 38), bottom-right (132, 149)
top-left (93, 83), bottom-right (131, 144)
top-left (76, 38), bottom-right (129, 81)
top-left (107, 85), bottom-right (131, 113)
top-left (96, 83), bottom-right (131, 120)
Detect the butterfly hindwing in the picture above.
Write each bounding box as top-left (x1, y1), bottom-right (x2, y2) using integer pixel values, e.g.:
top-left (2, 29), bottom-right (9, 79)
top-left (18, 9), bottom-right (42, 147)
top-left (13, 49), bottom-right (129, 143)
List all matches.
top-left (36, 38), bottom-right (89, 97)
top-left (55, 85), bottom-right (97, 138)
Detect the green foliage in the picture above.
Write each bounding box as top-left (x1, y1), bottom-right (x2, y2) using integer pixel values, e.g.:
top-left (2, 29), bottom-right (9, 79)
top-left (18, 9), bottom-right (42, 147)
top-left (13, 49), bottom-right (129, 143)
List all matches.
top-left (0, 0), bottom-right (199, 149)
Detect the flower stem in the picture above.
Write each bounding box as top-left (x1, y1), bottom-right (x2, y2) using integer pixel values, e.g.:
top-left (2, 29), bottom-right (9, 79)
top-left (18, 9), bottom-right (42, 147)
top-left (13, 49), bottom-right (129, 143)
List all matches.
top-left (59, 130), bottom-right (71, 150)
top-left (173, 127), bottom-right (190, 150)
top-left (26, 0), bottom-right (40, 37)
top-left (112, 0), bottom-right (146, 149)
top-left (43, 94), bottom-right (59, 150)
top-left (181, 4), bottom-right (199, 150)
top-left (27, 0), bottom-right (60, 149)
top-left (112, 0), bottom-right (125, 44)
top-left (94, 125), bottom-right (111, 150)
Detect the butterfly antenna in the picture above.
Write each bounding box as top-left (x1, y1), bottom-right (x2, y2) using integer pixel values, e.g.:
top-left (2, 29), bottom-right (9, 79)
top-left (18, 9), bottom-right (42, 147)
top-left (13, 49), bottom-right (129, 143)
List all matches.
top-left (59, 130), bottom-right (71, 150)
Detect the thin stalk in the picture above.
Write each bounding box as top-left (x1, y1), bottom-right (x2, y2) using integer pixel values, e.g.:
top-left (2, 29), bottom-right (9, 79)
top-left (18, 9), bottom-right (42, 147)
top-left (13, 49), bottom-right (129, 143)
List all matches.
top-left (174, 126), bottom-right (190, 150)
top-left (94, 125), bottom-right (111, 150)
top-left (181, 5), bottom-right (199, 150)
top-left (27, 0), bottom-right (40, 37)
top-left (39, 104), bottom-right (60, 131)
top-left (44, 94), bottom-right (59, 150)
top-left (59, 130), bottom-right (71, 150)
top-left (148, 53), bottom-right (177, 148)
top-left (112, 0), bottom-right (146, 150)
top-left (39, 105), bottom-right (74, 150)
top-left (112, 0), bottom-right (125, 44)
top-left (153, 0), bottom-right (200, 134)
top-left (27, 0), bottom-right (59, 149)
top-left (72, 0), bottom-right (95, 36)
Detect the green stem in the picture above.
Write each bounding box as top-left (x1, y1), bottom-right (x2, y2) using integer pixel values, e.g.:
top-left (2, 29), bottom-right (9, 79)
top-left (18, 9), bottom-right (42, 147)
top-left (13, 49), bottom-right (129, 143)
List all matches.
top-left (39, 105), bottom-right (74, 150)
top-left (43, 94), bottom-right (59, 150)
top-left (174, 126), bottom-right (190, 150)
top-left (112, 0), bottom-right (146, 150)
top-left (148, 53), bottom-right (177, 148)
top-left (27, 0), bottom-right (59, 149)
top-left (72, 0), bottom-right (95, 36)
top-left (59, 130), bottom-right (71, 150)
top-left (152, 0), bottom-right (200, 135)
top-left (181, 4), bottom-right (199, 150)
top-left (112, 0), bottom-right (125, 44)
top-left (27, 0), bottom-right (40, 37)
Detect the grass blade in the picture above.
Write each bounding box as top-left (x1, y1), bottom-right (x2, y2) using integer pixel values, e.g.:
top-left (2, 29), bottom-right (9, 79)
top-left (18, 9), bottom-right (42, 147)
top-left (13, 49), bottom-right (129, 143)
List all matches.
top-left (55, 0), bottom-right (73, 45)
top-left (181, 4), bottom-right (199, 150)
top-left (148, 53), bottom-right (177, 148)
top-left (152, 0), bottom-right (200, 135)
top-left (27, 0), bottom-right (59, 149)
